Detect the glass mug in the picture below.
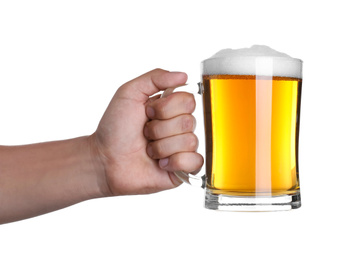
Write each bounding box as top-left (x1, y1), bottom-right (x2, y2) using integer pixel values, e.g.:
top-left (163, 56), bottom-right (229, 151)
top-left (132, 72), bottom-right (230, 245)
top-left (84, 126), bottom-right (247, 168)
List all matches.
top-left (165, 45), bottom-right (303, 211)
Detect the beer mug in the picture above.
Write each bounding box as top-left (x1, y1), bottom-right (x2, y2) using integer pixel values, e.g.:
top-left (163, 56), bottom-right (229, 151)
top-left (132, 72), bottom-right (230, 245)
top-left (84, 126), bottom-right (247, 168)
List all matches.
top-left (169, 45), bottom-right (303, 211)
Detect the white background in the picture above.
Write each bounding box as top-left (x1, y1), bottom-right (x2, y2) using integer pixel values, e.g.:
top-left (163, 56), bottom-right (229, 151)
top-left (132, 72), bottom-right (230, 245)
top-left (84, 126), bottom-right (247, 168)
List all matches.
top-left (0, 0), bottom-right (341, 259)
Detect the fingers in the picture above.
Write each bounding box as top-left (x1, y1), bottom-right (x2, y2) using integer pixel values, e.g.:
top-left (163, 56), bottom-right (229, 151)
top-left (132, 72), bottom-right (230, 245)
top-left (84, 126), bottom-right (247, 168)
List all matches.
top-left (146, 133), bottom-right (198, 159)
top-left (145, 92), bottom-right (196, 119)
top-left (144, 114), bottom-right (196, 140)
top-left (159, 152), bottom-right (204, 174)
top-left (144, 92), bottom-right (203, 175)
top-left (145, 120), bottom-right (203, 173)
top-left (142, 70), bottom-right (203, 176)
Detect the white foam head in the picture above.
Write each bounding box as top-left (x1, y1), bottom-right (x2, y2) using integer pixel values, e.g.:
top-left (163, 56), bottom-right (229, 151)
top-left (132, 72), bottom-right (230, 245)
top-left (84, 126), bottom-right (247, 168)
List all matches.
top-left (202, 45), bottom-right (302, 78)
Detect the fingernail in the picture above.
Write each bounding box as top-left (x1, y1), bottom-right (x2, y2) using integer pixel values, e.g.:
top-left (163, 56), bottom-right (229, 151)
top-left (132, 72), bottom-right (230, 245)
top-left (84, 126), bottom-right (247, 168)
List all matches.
top-left (146, 106), bottom-right (155, 118)
top-left (159, 158), bottom-right (169, 168)
top-left (147, 144), bottom-right (153, 158)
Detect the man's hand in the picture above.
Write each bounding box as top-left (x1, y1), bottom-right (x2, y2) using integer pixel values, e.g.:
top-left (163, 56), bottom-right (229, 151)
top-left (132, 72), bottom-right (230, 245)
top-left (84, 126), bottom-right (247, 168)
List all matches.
top-left (92, 69), bottom-right (204, 196)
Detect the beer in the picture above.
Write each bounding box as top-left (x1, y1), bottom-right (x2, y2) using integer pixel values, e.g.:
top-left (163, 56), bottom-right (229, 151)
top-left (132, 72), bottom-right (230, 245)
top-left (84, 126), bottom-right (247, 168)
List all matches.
top-left (186, 45), bottom-right (305, 210)
top-left (202, 74), bottom-right (302, 197)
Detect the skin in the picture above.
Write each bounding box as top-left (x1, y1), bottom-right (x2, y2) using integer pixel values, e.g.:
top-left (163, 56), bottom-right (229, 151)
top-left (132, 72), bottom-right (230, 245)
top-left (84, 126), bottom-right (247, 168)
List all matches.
top-left (0, 69), bottom-right (204, 224)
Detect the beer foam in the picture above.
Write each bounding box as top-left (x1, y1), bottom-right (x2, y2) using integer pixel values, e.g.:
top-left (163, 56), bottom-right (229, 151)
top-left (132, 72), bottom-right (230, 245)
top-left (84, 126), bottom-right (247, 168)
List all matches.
top-left (202, 45), bottom-right (302, 78)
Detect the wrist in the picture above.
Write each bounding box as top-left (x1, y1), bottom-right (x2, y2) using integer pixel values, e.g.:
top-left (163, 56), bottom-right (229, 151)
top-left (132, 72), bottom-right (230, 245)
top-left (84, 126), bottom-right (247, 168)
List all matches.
top-left (85, 134), bottom-right (113, 198)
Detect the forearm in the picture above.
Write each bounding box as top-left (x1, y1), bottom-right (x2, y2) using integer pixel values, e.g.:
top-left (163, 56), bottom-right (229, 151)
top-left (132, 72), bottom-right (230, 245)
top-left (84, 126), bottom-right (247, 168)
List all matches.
top-left (0, 136), bottom-right (108, 224)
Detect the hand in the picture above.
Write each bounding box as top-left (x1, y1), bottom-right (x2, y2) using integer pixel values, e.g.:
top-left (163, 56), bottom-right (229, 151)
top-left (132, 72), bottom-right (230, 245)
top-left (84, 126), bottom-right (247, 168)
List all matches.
top-left (91, 69), bottom-right (204, 196)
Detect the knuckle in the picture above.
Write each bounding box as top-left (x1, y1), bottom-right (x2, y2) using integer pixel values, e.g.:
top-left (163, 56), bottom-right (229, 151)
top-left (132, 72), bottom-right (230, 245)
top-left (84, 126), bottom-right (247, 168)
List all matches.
top-left (172, 153), bottom-right (201, 172)
top-left (194, 153), bottom-right (204, 169)
top-left (171, 153), bottom-right (202, 172)
top-left (179, 156), bottom-right (190, 170)
top-left (185, 93), bottom-right (196, 112)
top-left (186, 133), bottom-right (198, 151)
top-left (172, 155), bottom-right (185, 170)
top-left (181, 115), bottom-right (195, 132)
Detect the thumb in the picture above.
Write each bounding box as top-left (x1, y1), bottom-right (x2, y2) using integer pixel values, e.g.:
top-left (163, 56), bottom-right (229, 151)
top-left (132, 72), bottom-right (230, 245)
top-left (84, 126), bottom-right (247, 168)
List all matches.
top-left (119, 69), bottom-right (188, 101)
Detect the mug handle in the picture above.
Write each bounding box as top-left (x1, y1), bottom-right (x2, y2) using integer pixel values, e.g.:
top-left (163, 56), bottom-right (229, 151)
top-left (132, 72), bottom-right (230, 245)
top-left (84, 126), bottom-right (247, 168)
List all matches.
top-left (161, 85), bottom-right (205, 188)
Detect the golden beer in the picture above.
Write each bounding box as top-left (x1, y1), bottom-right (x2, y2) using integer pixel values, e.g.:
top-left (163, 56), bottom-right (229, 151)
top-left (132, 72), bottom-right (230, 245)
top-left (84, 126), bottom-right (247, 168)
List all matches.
top-left (203, 75), bottom-right (302, 197)
top-left (190, 45), bottom-right (304, 210)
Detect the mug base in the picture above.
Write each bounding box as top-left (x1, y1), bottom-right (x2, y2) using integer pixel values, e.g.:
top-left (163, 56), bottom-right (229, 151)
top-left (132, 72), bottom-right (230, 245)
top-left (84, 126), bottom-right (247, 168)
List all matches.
top-left (205, 189), bottom-right (301, 212)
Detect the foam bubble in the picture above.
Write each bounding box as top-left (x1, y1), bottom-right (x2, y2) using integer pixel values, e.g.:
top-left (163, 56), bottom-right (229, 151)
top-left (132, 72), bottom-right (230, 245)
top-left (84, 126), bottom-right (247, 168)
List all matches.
top-left (202, 45), bottom-right (302, 78)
